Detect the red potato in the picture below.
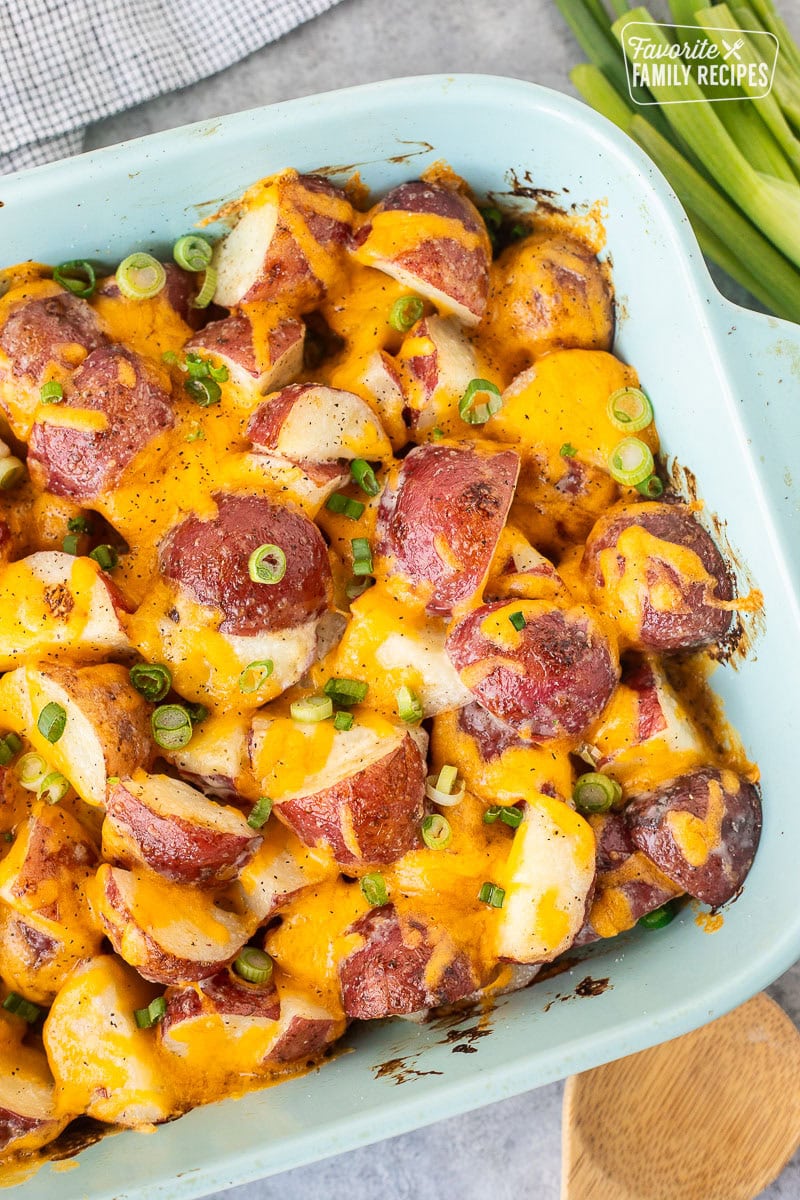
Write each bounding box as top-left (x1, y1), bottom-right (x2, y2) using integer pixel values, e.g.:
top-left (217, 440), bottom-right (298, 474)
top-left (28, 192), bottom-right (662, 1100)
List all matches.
top-left (375, 441), bottom-right (520, 616)
top-left (395, 314), bottom-right (479, 433)
top-left (482, 232), bottom-right (614, 373)
top-left (43, 954), bottom-right (174, 1127)
top-left (98, 262), bottom-right (202, 326)
top-left (89, 864), bottom-right (252, 985)
top-left (185, 311), bottom-right (305, 394)
top-left (0, 1041), bottom-right (72, 1156)
top-left (446, 599), bottom-right (619, 739)
top-left (495, 794), bottom-right (597, 963)
top-left (247, 382), bottom-right (392, 466)
top-left (350, 181), bottom-right (492, 326)
top-left (237, 823), bottom-right (336, 923)
top-left (212, 170), bottom-right (354, 309)
top-left (244, 451), bottom-right (350, 516)
top-left (624, 767), bottom-right (761, 907)
top-left (160, 492), bottom-right (332, 638)
top-left (338, 903), bottom-right (480, 1019)
top-left (358, 349), bottom-right (407, 450)
top-left (103, 774), bottom-right (262, 887)
top-left (250, 714), bottom-right (426, 866)
top-left (0, 550), bottom-right (131, 670)
top-left (165, 712), bottom-right (250, 802)
top-left (485, 526), bottom-right (566, 602)
top-left (28, 345), bottom-right (174, 500)
top-left (582, 501), bottom-right (735, 652)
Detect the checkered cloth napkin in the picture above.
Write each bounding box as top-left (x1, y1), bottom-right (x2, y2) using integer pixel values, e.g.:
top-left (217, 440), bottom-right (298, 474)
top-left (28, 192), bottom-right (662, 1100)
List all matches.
top-left (0, 0), bottom-right (342, 175)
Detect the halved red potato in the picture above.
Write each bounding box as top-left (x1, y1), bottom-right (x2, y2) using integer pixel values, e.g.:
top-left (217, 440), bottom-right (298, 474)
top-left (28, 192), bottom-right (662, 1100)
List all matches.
top-left (495, 794), bottom-right (596, 963)
top-left (212, 170), bottom-right (354, 309)
top-left (446, 599), bottom-right (619, 739)
top-left (0, 551), bottom-right (131, 670)
top-left (185, 311), bottom-right (305, 395)
top-left (338, 903), bottom-right (480, 1019)
top-left (350, 181), bottom-right (491, 327)
top-left (582, 502), bottom-right (735, 652)
top-left (375, 441), bottom-right (520, 616)
top-left (103, 774), bottom-right (262, 887)
top-left (165, 711), bottom-right (250, 802)
top-left (394, 314), bottom-right (479, 433)
top-left (357, 349), bottom-right (406, 450)
top-left (43, 954), bottom-right (174, 1126)
top-left (0, 663), bottom-right (153, 807)
top-left (624, 767), bottom-right (761, 907)
top-left (92, 264), bottom-right (202, 360)
top-left (265, 980), bottom-right (345, 1064)
top-left (243, 452), bottom-right (349, 516)
top-left (0, 1040), bottom-right (72, 1156)
top-left (485, 525), bottom-right (566, 603)
top-left (237, 821), bottom-right (336, 923)
top-left (482, 232), bottom-right (614, 374)
top-left (575, 811), bottom-right (682, 946)
top-left (89, 864), bottom-right (252, 984)
top-left (247, 382), bottom-right (392, 467)
top-left (249, 711), bottom-right (426, 866)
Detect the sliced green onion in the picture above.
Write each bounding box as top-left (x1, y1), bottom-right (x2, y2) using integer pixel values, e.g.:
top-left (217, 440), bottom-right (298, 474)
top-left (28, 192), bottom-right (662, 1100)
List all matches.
top-left (185, 702), bottom-right (208, 725)
top-left (389, 295), bottom-right (424, 332)
top-left (323, 677), bottom-right (368, 707)
top-left (510, 222), bottom-right (528, 241)
top-left (207, 362), bottom-right (229, 383)
top-left (0, 733), bottom-right (22, 766)
top-left (173, 234), bottom-right (214, 273)
top-left (478, 881), bottom-right (506, 908)
top-left (184, 376), bottom-right (221, 407)
top-left (508, 611), bottom-right (526, 632)
top-left (67, 516), bottom-right (92, 534)
top-left (290, 695), bottom-right (333, 723)
top-left (421, 813), bottom-right (452, 850)
top-left (238, 659), bottom-right (274, 695)
top-left (2, 992), bottom-right (41, 1023)
top-left (607, 386), bottom-right (653, 432)
top-left (130, 662), bottom-right (172, 703)
top-left (40, 381), bottom-right (63, 404)
top-left (573, 772), bottom-right (622, 815)
top-left (326, 492), bottom-right (365, 521)
top-left (432, 427), bottom-right (445, 440)
top-left (350, 459), bottom-right (380, 497)
top-left (185, 427), bottom-right (206, 443)
top-left (151, 704), bottom-right (193, 750)
top-left (636, 474), bottom-right (664, 499)
top-left (480, 205), bottom-right (503, 233)
top-left (233, 946), bottom-right (273, 985)
top-left (484, 805), bottom-right (523, 829)
top-left (16, 752), bottom-right (48, 791)
top-left (351, 537), bottom-right (373, 577)
top-left (437, 764), bottom-right (458, 792)
top-left (346, 577), bottom-right (374, 600)
top-left (639, 901), bottom-right (678, 930)
top-left (37, 702), bottom-right (66, 744)
top-left (116, 253), bottom-right (166, 301)
top-left (333, 711), bottom-right (354, 731)
top-left (162, 350), bottom-right (179, 366)
top-left (425, 767), bottom-right (465, 808)
top-left (192, 268), bottom-right (218, 309)
top-left (134, 996), bottom-right (167, 1029)
top-left (89, 544), bottom-right (118, 572)
top-left (0, 457), bottom-right (25, 490)
top-left (62, 533), bottom-right (80, 555)
top-left (560, 442), bottom-right (577, 458)
top-left (361, 872), bottom-right (388, 907)
top-left (53, 260), bottom-right (95, 298)
top-left (459, 378), bottom-right (503, 425)
top-left (248, 543), bottom-right (287, 584)
top-left (247, 796), bottom-right (273, 829)
top-left (608, 437), bottom-right (654, 488)
top-left (483, 806), bottom-right (501, 824)
top-left (396, 685), bottom-right (423, 724)
top-left (38, 771), bottom-right (69, 805)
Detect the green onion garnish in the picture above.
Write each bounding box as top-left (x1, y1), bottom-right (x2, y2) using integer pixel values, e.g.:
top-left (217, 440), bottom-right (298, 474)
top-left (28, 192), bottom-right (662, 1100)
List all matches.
top-left (326, 492), bottom-right (365, 521)
top-left (233, 947), bottom-right (273, 985)
top-left (560, 442), bottom-right (577, 458)
top-left (173, 234), bottom-right (214, 273)
top-left (185, 702), bottom-right (208, 725)
top-left (636, 474), bottom-right (664, 499)
top-left (53, 260), bottom-right (96, 298)
top-left (37, 702), bottom-right (66, 744)
top-left (134, 996), bottom-right (167, 1029)
top-left (607, 386), bottom-right (653, 432)
top-left (62, 534), bottom-right (80, 555)
top-left (68, 516), bottom-right (92, 534)
top-left (192, 267), bottom-right (218, 309)
top-left (573, 772), bottom-right (622, 815)
top-left (483, 805), bottom-right (523, 828)
top-left (185, 427), bottom-right (206, 442)
top-left (351, 537), bottom-right (373, 577)
top-left (638, 901), bottom-right (678, 930)
top-left (0, 457), bottom-right (25, 490)
top-left (421, 813), bottom-right (452, 850)
top-left (238, 659), bottom-right (274, 695)
top-left (360, 872), bottom-right (388, 907)
top-left (184, 377), bottom-right (221, 407)
top-left (0, 732), bottom-right (22, 767)
top-left (459, 378), bottom-right (502, 425)
top-left (40, 381), bottom-right (63, 404)
top-left (396, 685), bottom-right (423, 724)
top-left (38, 771), bottom-right (69, 805)
top-left (478, 881), bottom-right (506, 908)
top-left (162, 350), bottom-right (179, 366)
top-left (425, 765), bottom-right (465, 807)
top-left (608, 437), bottom-right (654, 488)
top-left (89, 544), bottom-right (118, 572)
top-left (248, 796), bottom-right (273, 829)
top-left (16, 752), bottom-right (48, 791)
top-left (130, 662), bottom-right (172, 703)
top-left (116, 253), bottom-right (166, 301)
top-left (333, 711), bottom-right (354, 731)
top-left (346, 577), bottom-right (374, 600)
top-left (509, 611), bottom-right (526, 632)
top-left (350, 459), bottom-right (380, 496)
top-left (290, 695), bottom-right (333, 723)
top-left (323, 677), bottom-right (368, 707)
top-left (248, 543), bottom-right (287, 584)
top-left (151, 704), bottom-right (193, 750)
top-left (388, 295), bottom-right (424, 332)
top-left (2, 992), bottom-right (41, 1023)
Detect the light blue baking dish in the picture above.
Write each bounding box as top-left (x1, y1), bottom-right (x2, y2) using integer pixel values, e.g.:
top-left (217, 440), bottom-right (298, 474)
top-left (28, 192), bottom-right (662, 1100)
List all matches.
top-left (2, 73), bottom-right (800, 1199)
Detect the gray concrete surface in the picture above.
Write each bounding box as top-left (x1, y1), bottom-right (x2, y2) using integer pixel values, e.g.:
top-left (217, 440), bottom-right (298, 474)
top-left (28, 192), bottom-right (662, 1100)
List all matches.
top-left (82, 1), bottom-right (800, 1195)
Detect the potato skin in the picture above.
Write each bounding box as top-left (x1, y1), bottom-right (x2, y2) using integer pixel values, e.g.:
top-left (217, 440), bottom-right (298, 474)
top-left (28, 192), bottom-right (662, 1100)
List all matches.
top-left (186, 311), bottom-right (304, 390)
top-left (162, 968), bottom-right (280, 1039)
top-left (624, 767), bottom-right (761, 906)
top-left (0, 291), bottom-right (106, 385)
top-left (582, 501), bottom-right (734, 652)
top-left (160, 492), bottom-right (332, 636)
top-left (338, 903), bottom-right (479, 1019)
top-left (28, 345), bottom-right (174, 499)
top-left (376, 442), bottom-right (519, 615)
top-left (446, 600), bottom-right (618, 738)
